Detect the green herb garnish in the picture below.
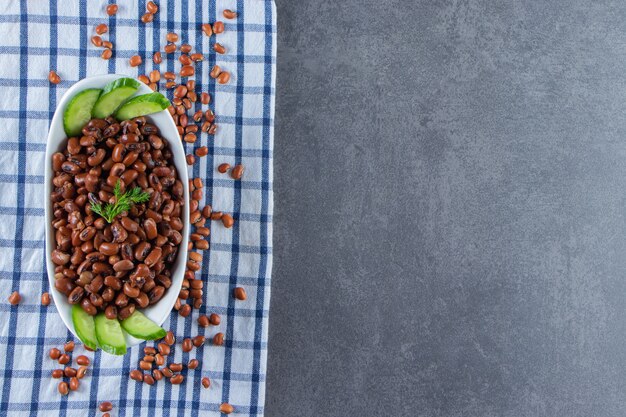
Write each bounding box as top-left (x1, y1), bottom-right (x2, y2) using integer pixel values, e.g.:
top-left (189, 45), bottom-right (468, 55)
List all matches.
top-left (91, 180), bottom-right (151, 223)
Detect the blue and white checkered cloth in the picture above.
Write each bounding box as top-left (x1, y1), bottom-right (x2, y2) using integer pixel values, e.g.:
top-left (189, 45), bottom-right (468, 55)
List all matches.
top-left (0, 1), bottom-right (275, 415)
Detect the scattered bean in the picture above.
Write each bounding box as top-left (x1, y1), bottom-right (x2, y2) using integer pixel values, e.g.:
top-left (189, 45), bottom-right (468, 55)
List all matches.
top-left (213, 43), bottom-right (226, 54)
top-left (213, 332), bottom-right (224, 346)
top-left (106, 4), bottom-right (118, 16)
top-left (129, 55), bottom-right (142, 67)
top-left (223, 9), bottom-right (237, 19)
top-left (95, 23), bottom-right (108, 35)
top-left (213, 21), bottom-right (225, 34)
top-left (58, 381), bottom-right (69, 396)
top-left (8, 291), bottom-right (21, 305)
top-left (99, 402), bottom-right (113, 412)
top-left (48, 70), bottom-right (61, 84)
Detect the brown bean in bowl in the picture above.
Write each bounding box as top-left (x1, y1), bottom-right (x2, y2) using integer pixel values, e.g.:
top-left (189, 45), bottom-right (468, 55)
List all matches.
top-left (44, 75), bottom-right (189, 347)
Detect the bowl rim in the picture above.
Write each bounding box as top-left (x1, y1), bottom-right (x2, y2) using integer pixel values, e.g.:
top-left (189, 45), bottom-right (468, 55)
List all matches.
top-left (44, 74), bottom-right (189, 349)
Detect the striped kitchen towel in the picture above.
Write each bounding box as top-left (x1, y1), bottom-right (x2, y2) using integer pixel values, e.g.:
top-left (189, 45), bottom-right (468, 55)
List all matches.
top-left (0, 0), bottom-right (275, 416)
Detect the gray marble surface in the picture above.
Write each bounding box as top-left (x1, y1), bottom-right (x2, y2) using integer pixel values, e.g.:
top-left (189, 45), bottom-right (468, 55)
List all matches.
top-left (265, 1), bottom-right (626, 416)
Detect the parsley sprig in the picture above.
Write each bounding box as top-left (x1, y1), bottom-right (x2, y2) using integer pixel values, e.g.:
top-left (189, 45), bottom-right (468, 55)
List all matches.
top-left (90, 180), bottom-right (151, 223)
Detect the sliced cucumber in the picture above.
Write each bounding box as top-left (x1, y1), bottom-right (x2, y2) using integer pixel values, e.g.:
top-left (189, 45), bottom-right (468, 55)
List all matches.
top-left (63, 88), bottom-right (102, 136)
top-left (114, 92), bottom-right (171, 121)
top-left (94, 313), bottom-right (127, 355)
top-left (71, 304), bottom-right (98, 350)
top-left (120, 310), bottom-right (167, 340)
top-left (92, 77), bottom-right (141, 119)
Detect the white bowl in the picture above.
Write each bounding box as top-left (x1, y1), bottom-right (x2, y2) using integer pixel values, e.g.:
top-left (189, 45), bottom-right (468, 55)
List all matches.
top-left (44, 74), bottom-right (189, 350)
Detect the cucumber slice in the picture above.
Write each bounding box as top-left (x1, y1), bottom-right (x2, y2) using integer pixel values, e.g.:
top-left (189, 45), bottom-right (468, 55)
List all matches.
top-left (71, 305), bottom-right (98, 350)
top-left (92, 77), bottom-right (141, 118)
top-left (114, 92), bottom-right (171, 121)
top-left (63, 88), bottom-right (102, 136)
top-left (120, 310), bottom-right (167, 340)
top-left (94, 313), bottom-right (127, 355)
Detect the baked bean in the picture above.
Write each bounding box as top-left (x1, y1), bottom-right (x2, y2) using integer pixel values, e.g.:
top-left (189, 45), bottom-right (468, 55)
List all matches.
top-left (64, 367), bottom-right (77, 377)
top-left (144, 247), bottom-right (162, 267)
top-left (52, 369), bottom-right (63, 379)
top-left (180, 43), bottom-right (192, 53)
top-left (141, 12), bottom-right (154, 23)
top-left (149, 286), bottom-right (165, 304)
top-left (123, 282), bottom-right (140, 298)
top-left (104, 305), bottom-right (117, 320)
top-left (99, 401), bottom-right (113, 412)
top-left (223, 9), bottom-right (237, 19)
top-left (118, 303), bottom-right (135, 320)
top-left (202, 377), bottom-right (210, 388)
top-left (166, 32), bottom-right (179, 42)
top-left (95, 23), bottom-right (108, 35)
top-left (139, 361), bottom-right (152, 371)
top-left (41, 292), bottom-right (51, 306)
top-left (101, 48), bottom-right (112, 60)
top-left (219, 403), bottom-right (234, 414)
top-left (213, 21), bottom-right (225, 34)
top-left (106, 4), bottom-right (118, 16)
top-left (58, 354), bottom-right (70, 365)
top-left (152, 369), bottom-right (163, 381)
top-left (102, 41), bottom-right (113, 49)
top-left (146, 1), bottom-right (158, 13)
top-left (58, 381), bottom-right (69, 395)
top-left (129, 55), bottom-right (142, 67)
top-left (218, 163), bottom-right (231, 174)
top-left (195, 240), bottom-right (209, 250)
top-left (213, 43), bottom-right (226, 54)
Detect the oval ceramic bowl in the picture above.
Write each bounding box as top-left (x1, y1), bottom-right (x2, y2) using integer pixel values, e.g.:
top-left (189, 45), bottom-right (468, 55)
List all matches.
top-left (44, 74), bottom-right (189, 349)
